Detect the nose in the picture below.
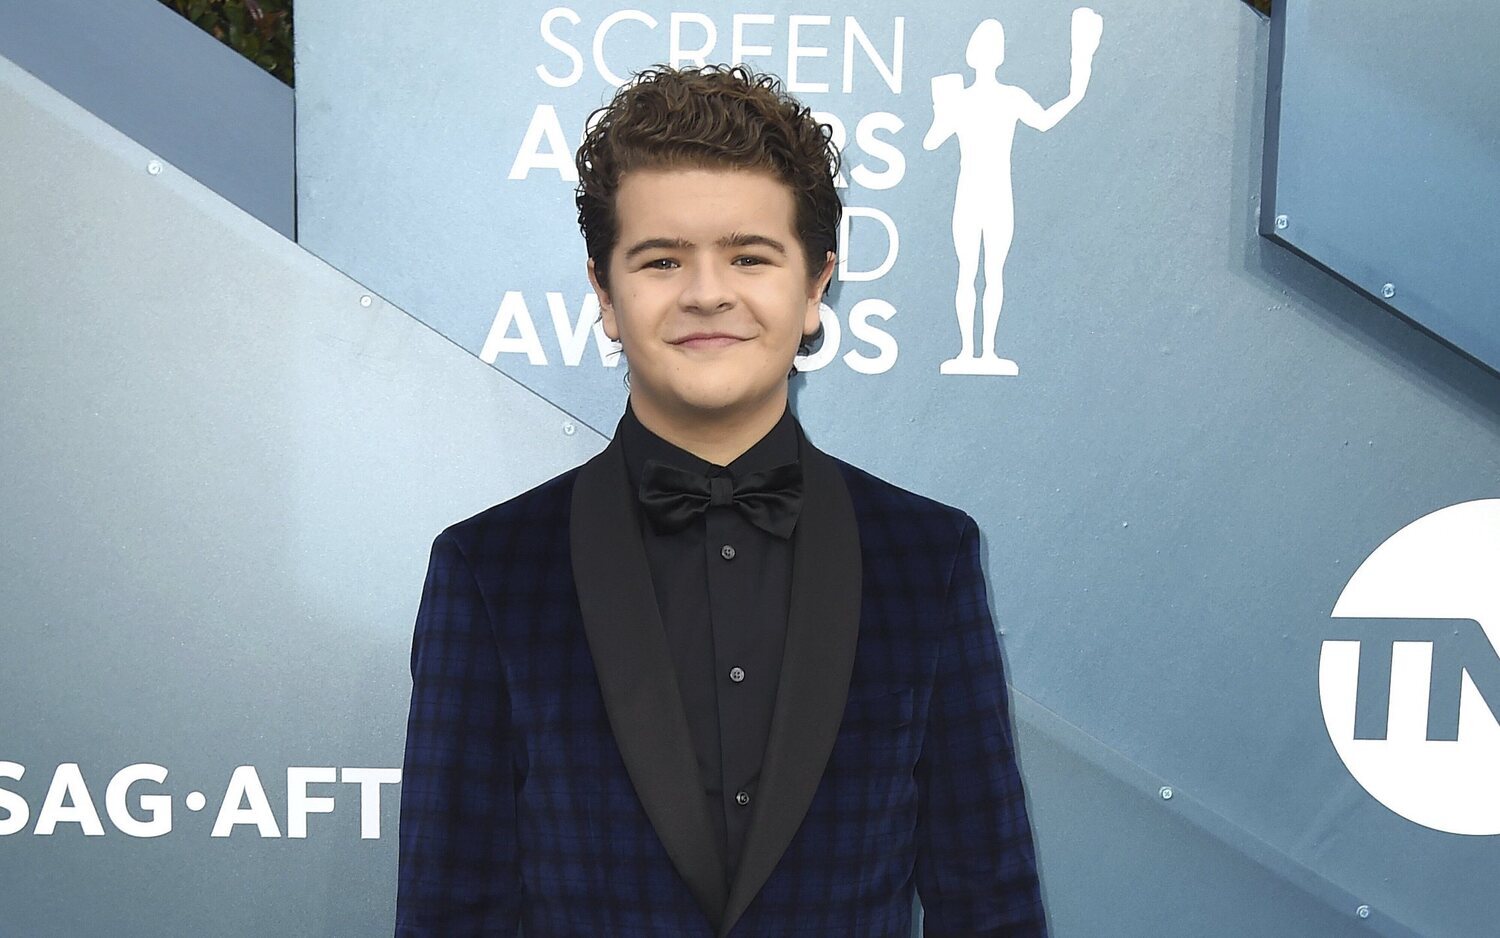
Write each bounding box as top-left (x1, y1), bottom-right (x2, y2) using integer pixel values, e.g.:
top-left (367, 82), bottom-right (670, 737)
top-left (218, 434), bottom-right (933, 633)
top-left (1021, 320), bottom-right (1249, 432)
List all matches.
top-left (678, 258), bottom-right (735, 314)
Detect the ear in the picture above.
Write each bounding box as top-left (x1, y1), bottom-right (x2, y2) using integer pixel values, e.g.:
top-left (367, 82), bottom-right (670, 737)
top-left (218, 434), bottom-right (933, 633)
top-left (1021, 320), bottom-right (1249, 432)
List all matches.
top-left (804, 250), bottom-right (835, 336)
top-left (587, 257), bottom-right (619, 341)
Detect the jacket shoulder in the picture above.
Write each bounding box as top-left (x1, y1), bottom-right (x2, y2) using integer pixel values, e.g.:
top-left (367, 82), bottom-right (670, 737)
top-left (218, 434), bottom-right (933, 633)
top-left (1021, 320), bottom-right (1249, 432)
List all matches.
top-left (828, 454), bottom-right (974, 542)
top-left (435, 463), bottom-right (582, 554)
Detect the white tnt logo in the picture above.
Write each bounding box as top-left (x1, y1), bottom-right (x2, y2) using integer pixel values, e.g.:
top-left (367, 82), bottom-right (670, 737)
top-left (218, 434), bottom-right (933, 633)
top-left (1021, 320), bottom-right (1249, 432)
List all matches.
top-left (1321, 498), bottom-right (1500, 835)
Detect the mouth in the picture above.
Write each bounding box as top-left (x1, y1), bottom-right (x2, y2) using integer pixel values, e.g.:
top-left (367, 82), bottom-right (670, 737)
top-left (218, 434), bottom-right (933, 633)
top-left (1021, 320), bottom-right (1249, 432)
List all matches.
top-left (671, 334), bottom-right (746, 349)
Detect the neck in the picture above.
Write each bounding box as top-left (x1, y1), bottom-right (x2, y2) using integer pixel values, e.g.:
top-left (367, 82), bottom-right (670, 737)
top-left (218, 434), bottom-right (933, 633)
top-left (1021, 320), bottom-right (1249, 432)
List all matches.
top-left (629, 389), bottom-right (789, 466)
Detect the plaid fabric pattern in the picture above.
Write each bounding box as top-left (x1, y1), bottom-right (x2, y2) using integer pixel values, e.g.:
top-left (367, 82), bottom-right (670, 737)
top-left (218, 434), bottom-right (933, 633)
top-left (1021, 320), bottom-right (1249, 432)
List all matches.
top-left (396, 457), bottom-right (1044, 936)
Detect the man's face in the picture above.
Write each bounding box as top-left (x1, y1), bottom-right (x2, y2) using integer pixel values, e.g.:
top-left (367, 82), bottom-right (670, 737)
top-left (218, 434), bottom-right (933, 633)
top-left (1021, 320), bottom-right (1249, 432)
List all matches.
top-left (588, 166), bottom-right (834, 427)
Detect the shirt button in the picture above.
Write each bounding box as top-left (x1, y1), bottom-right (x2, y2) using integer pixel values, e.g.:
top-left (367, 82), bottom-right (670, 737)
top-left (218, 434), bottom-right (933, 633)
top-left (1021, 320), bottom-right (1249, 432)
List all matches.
top-left (729, 666), bottom-right (745, 682)
top-left (720, 544), bottom-right (736, 560)
top-left (735, 790), bottom-right (750, 806)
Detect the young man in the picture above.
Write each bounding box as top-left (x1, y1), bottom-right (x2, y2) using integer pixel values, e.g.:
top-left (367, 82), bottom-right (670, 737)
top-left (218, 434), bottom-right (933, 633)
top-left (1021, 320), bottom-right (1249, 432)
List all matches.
top-left (396, 64), bottom-right (1045, 937)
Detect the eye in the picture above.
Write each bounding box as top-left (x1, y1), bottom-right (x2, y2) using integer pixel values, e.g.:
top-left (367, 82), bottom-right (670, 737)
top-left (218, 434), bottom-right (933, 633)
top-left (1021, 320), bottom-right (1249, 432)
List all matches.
top-left (733, 255), bottom-right (768, 266)
top-left (644, 258), bottom-right (678, 270)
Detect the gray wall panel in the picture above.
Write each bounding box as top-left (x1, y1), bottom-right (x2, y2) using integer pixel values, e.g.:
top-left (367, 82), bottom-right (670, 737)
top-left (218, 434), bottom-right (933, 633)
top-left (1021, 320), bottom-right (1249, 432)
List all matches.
top-left (0, 0), bottom-right (295, 238)
top-left (0, 54), bottom-right (597, 935)
top-left (1263, 0), bottom-right (1500, 372)
top-left (1014, 694), bottom-right (1406, 938)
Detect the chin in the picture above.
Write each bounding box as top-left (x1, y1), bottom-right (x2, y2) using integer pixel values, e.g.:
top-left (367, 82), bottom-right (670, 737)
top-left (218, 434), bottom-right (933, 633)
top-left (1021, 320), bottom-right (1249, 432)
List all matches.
top-left (660, 379), bottom-right (777, 416)
top-left (673, 390), bottom-right (761, 415)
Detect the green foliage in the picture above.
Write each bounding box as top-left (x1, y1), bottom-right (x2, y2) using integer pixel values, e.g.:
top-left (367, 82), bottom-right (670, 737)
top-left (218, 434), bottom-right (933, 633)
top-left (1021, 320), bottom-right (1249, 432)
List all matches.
top-left (158, 0), bottom-right (293, 87)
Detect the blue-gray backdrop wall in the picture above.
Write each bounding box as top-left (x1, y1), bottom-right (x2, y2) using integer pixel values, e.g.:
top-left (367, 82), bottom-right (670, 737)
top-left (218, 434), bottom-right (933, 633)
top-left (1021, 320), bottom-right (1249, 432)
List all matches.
top-left (2, 1), bottom-right (1498, 935)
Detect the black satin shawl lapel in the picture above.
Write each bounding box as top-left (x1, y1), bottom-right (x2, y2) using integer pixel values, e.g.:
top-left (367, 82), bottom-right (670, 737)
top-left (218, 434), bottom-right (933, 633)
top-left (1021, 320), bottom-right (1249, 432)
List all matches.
top-left (570, 436), bottom-right (728, 927)
top-left (717, 424), bottom-right (862, 938)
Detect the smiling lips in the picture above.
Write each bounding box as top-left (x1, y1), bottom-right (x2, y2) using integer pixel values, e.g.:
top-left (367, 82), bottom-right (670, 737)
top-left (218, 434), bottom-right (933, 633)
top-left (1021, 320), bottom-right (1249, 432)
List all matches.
top-left (672, 333), bottom-right (745, 349)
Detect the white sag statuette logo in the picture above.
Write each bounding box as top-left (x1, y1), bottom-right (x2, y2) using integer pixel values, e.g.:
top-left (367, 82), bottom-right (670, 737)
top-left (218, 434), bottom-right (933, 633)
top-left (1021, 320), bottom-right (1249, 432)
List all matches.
top-left (1321, 498), bottom-right (1500, 835)
top-left (923, 8), bottom-right (1103, 376)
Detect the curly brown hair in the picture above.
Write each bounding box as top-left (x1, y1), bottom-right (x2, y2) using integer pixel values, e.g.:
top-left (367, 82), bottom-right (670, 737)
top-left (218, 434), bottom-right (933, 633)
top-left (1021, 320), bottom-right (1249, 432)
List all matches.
top-left (574, 63), bottom-right (842, 356)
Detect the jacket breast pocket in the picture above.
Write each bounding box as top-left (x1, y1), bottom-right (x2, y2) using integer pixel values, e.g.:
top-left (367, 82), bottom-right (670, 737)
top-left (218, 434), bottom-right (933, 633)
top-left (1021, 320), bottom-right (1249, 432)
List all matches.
top-left (837, 687), bottom-right (914, 737)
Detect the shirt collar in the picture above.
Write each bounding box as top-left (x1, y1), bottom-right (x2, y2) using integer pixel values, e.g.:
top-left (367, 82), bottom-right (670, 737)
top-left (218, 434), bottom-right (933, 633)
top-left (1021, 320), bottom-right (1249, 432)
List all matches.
top-left (617, 397), bottom-right (801, 495)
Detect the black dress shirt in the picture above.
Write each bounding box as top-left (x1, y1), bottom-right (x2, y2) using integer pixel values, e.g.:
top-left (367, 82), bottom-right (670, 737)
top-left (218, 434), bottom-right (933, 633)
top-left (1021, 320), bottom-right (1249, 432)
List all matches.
top-left (615, 399), bottom-right (798, 893)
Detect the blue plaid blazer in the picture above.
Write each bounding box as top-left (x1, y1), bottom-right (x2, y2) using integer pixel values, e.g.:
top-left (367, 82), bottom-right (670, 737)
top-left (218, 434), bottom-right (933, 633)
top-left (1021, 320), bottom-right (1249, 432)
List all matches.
top-left (396, 420), bottom-right (1044, 936)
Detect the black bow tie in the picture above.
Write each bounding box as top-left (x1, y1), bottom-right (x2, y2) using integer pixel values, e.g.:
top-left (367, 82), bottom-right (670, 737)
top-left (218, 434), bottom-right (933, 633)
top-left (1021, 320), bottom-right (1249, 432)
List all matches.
top-left (637, 458), bottom-right (803, 538)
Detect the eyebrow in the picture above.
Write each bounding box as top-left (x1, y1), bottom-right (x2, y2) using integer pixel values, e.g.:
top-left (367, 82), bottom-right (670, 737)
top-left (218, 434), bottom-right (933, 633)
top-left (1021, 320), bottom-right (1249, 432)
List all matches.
top-left (621, 232), bottom-right (788, 261)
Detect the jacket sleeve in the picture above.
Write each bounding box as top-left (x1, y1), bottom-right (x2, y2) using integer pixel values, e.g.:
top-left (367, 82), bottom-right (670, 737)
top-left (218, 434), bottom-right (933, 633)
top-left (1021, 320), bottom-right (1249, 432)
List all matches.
top-left (915, 514), bottom-right (1047, 936)
top-left (395, 531), bottom-right (522, 936)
